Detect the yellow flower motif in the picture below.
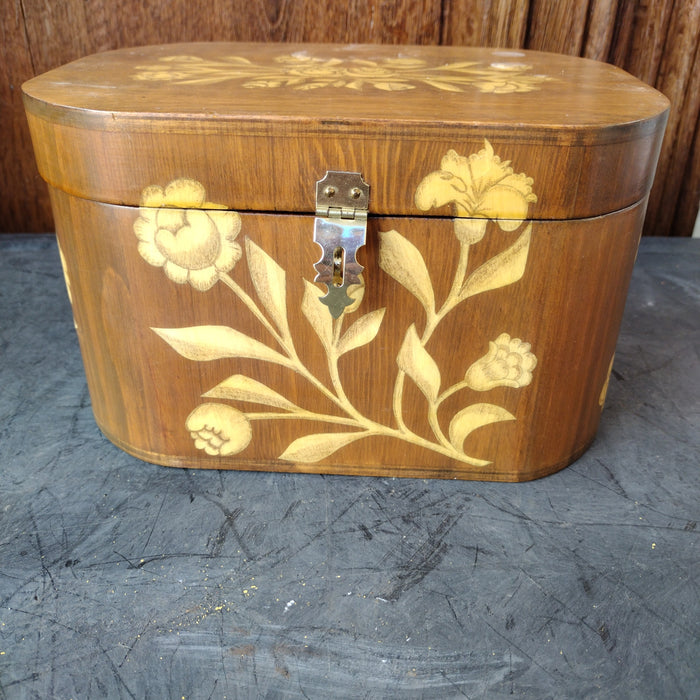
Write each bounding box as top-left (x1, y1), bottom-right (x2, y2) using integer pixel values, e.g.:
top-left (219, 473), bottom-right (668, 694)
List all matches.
top-left (599, 354), bottom-right (615, 408)
top-left (473, 77), bottom-right (545, 94)
top-left (134, 178), bottom-right (242, 291)
top-left (453, 218), bottom-right (488, 246)
top-left (57, 241), bottom-right (73, 305)
top-left (133, 55), bottom-right (552, 94)
top-left (473, 63), bottom-right (549, 94)
top-left (464, 333), bottom-right (537, 391)
top-left (186, 403), bottom-right (252, 456)
top-left (414, 141), bottom-right (537, 230)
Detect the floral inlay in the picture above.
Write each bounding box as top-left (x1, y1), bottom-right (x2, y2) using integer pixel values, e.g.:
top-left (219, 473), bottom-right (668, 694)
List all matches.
top-left (599, 354), bottom-right (615, 408)
top-left (186, 403), bottom-right (252, 456)
top-left (134, 179), bottom-right (242, 291)
top-left (135, 140), bottom-right (538, 466)
top-left (415, 142), bottom-right (537, 227)
top-left (58, 240), bottom-right (78, 331)
top-left (464, 334), bottom-right (537, 391)
top-left (133, 53), bottom-right (552, 94)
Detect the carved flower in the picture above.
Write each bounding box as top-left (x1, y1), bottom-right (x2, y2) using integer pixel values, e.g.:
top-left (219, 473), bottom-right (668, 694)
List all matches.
top-left (134, 178), bottom-right (242, 291)
top-left (472, 77), bottom-right (543, 94)
top-left (414, 141), bottom-right (537, 230)
top-left (275, 54), bottom-right (341, 78)
top-left (186, 403), bottom-right (252, 456)
top-left (453, 218), bottom-right (488, 246)
top-left (345, 65), bottom-right (395, 79)
top-left (464, 333), bottom-right (537, 391)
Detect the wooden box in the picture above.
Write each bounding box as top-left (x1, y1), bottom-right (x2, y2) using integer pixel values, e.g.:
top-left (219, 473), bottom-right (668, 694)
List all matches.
top-left (22, 43), bottom-right (668, 481)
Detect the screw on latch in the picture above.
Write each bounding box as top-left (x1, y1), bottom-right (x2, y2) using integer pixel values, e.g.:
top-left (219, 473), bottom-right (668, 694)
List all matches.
top-left (324, 186), bottom-right (337, 198)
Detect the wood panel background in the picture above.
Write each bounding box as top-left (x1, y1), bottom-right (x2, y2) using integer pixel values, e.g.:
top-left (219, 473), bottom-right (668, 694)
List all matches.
top-left (2, 0), bottom-right (699, 236)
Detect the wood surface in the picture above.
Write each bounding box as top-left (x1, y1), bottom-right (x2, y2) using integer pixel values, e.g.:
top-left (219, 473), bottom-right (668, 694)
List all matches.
top-left (3, 0), bottom-right (698, 237)
top-left (22, 43), bottom-right (668, 222)
top-left (21, 42), bottom-right (667, 479)
top-left (49, 180), bottom-right (645, 480)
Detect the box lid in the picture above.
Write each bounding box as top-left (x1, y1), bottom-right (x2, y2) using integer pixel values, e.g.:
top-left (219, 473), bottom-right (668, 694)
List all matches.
top-left (22, 42), bottom-right (669, 220)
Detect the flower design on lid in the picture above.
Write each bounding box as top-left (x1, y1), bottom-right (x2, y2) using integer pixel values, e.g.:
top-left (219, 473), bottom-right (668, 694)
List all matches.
top-left (415, 140), bottom-right (537, 230)
top-left (133, 53), bottom-right (552, 94)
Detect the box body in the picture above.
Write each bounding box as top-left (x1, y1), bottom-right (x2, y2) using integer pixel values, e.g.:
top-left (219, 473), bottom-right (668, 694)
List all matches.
top-left (23, 43), bottom-right (669, 480)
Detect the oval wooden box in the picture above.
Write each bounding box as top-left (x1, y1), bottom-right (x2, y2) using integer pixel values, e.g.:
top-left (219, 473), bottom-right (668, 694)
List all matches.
top-left (22, 43), bottom-right (669, 481)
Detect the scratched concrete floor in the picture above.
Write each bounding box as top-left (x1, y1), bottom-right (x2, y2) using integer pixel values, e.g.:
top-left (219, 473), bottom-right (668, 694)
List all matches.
top-left (1, 235), bottom-right (699, 699)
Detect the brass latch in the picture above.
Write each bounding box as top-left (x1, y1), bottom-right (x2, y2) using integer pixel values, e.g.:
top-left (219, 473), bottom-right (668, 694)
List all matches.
top-left (313, 171), bottom-right (370, 318)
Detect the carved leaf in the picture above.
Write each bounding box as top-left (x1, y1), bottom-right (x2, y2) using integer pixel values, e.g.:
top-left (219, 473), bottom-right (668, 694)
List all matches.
top-left (297, 82), bottom-right (329, 90)
top-left (301, 279), bottom-right (333, 353)
top-left (449, 403), bottom-right (515, 451)
top-left (245, 238), bottom-right (290, 338)
top-left (220, 56), bottom-right (254, 65)
top-left (396, 324), bottom-right (441, 403)
top-left (337, 308), bottom-right (386, 357)
top-left (373, 81), bottom-right (415, 91)
top-left (279, 432), bottom-right (366, 463)
top-left (152, 326), bottom-right (294, 368)
top-left (460, 223), bottom-right (532, 300)
top-left (422, 79), bottom-right (463, 92)
top-left (352, 59), bottom-right (381, 67)
top-left (378, 230), bottom-right (436, 315)
top-left (203, 374), bottom-right (299, 411)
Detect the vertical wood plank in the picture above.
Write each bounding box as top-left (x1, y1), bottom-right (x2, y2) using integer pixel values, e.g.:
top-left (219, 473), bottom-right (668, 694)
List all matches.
top-left (582, 0), bottom-right (618, 61)
top-left (19, 0), bottom-right (95, 73)
top-left (608, 0), bottom-right (675, 85)
top-left (295, 0), bottom-right (443, 44)
top-left (645, 0), bottom-right (700, 236)
top-left (0, 0), bottom-right (52, 231)
top-left (672, 111), bottom-right (700, 238)
top-left (20, 0), bottom-right (443, 61)
top-left (525, 0), bottom-right (591, 55)
top-left (441, 0), bottom-right (529, 47)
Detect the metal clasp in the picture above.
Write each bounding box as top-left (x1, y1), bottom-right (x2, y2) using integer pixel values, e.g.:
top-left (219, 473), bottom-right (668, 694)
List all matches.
top-left (313, 171), bottom-right (370, 318)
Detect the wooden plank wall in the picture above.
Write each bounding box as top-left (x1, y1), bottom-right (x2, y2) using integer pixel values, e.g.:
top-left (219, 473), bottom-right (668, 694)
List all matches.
top-left (2, 0), bottom-right (698, 236)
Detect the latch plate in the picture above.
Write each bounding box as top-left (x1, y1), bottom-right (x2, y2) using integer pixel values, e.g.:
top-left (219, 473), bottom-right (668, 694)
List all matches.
top-left (313, 171), bottom-right (370, 318)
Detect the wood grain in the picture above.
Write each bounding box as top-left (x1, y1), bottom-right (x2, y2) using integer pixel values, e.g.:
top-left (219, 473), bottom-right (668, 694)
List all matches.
top-left (22, 44), bottom-right (668, 222)
top-left (643, 0), bottom-right (700, 238)
top-left (440, 0), bottom-right (529, 46)
top-left (673, 39), bottom-right (700, 240)
top-left (49, 188), bottom-right (645, 480)
top-left (22, 42), bottom-right (666, 480)
top-left (526, 0), bottom-right (591, 55)
top-left (3, 0), bottom-right (699, 237)
top-left (608, 0), bottom-right (675, 86)
top-left (582, 0), bottom-right (619, 61)
top-left (0, 0), bottom-right (52, 231)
